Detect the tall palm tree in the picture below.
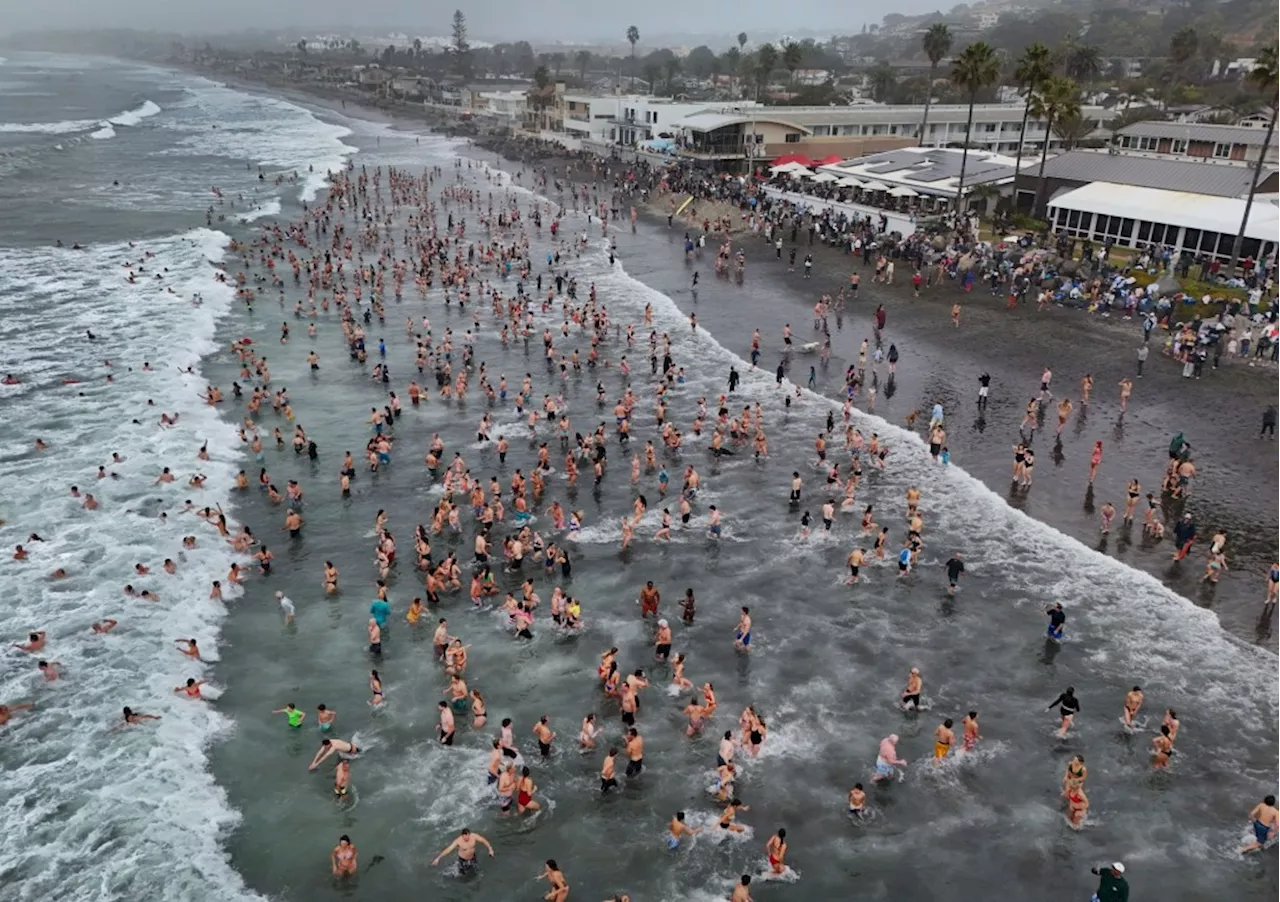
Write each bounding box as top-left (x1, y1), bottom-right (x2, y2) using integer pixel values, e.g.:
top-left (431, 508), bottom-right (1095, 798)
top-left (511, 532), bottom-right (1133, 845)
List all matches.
top-left (663, 58), bottom-right (681, 96)
top-left (626, 25), bottom-right (639, 89)
top-left (950, 41), bottom-right (1001, 209)
top-left (1012, 42), bottom-right (1054, 209)
top-left (576, 50), bottom-right (591, 82)
top-left (1030, 76), bottom-right (1082, 214)
top-left (738, 32), bottom-right (748, 52)
top-left (723, 46), bottom-right (742, 97)
top-left (1228, 44), bottom-right (1278, 273)
top-left (782, 40), bottom-right (803, 96)
top-left (1063, 42), bottom-right (1102, 90)
top-left (917, 24), bottom-right (953, 146)
top-left (756, 43), bottom-right (778, 101)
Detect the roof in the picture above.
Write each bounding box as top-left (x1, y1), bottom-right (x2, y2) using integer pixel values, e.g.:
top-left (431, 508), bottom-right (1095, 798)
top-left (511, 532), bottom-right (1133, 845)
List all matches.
top-left (1033, 150), bottom-right (1267, 197)
top-left (676, 112), bottom-right (812, 135)
top-left (1047, 181), bottom-right (1279, 243)
top-left (816, 146), bottom-right (1024, 197)
top-left (1118, 120), bottom-right (1278, 147)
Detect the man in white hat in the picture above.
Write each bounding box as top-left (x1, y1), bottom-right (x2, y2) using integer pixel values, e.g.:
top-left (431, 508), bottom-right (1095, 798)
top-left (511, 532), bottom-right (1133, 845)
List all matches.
top-left (275, 591), bottom-right (295, 624)
top-left (1089, 861), bottom-right (1128, 902)
top-left (653, 619), bottom-right (672, 662)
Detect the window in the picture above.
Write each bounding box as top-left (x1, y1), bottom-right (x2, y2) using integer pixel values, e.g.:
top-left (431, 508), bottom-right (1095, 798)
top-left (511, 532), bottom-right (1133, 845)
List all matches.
top-left (1171, 139), bottom-right (1187, 154)
top-left (1122, 135), bottom-right (1158, 151)
top-left (1213, 142), bottom-right (1231, 159)
top-left (1120, 218), bottom-right (1134, 240)
top-left (1183, 228), bottom-right (1200, 251)
top-left (982, 123), bottom-right (997, 132)
top-left (1066, 209), bottom-right (1082, 229)
top-left (813, 125), bottom-right (831, 136)
top-left (1137, 221), bottom-right (1151, 242)
top-left (784, 133), bottom-right (801, 143)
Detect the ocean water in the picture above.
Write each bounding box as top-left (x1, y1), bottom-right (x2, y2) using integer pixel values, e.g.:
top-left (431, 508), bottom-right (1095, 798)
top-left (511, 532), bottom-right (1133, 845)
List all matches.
top-left (0, 52), bottom-right (1275, 902)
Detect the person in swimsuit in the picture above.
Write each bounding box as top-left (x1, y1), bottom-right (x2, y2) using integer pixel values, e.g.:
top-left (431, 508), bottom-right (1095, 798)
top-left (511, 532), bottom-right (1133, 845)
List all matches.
top-left (765, 828), bottom-right (788, 874)
top-left (933, 719), bottom-right (954, 761)
top-left (848, 783), bottom-right (866, 817)
top-left (901, 667), bottom-right (922, 710)
top-left (369, 670), bottom-right (384, 707)
top-left (1046, 687), bottom-right (1081, 738)
top-left (734, 607), bottom-right (751, 651)
top-left (667, 810), bottom-right (699, 849)
top-left (718, 797), bottom-right (750, 833)
top-left (309, 738), bottom-right (359, 770)
top-left (1062, 755), bottom-right (1087, 795)
top-left (316, 704), bottom-right (335, 732)
top-left (516, 766), bottom-right (541, 814)
top-left (1066, 786), bottom-right (1089, 829)
top-left (1045, 603), bottom-right (1066, 641)
top-left (330, 835), bottom-right (357, 877)
top-left (961, 711), bottom-right (980, 750)
top-left (430, 827), bottom-right (495, 871)
top-left (1151, 725), bottom-right (1174, 768)
top-left (1242, 795), bottom-right (1279, 853)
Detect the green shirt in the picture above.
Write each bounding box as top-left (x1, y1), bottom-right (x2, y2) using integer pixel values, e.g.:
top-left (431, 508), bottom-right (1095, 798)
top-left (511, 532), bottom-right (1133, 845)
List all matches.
top-left (1095, 871), bottom-right (1129, 902)
top-left (286, 709), bottom-right (305, 727)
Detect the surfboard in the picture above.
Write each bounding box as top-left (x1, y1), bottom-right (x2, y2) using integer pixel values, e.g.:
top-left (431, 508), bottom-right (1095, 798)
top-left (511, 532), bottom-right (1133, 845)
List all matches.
top-left (675, 196), bottom-right (693, 216)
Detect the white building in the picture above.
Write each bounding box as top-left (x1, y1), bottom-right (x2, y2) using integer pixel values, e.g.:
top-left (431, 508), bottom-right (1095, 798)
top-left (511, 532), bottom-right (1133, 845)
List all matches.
top-left (561, 93), bottom-right (763, 147)
top-left (1046, 181), bottom-right (1279, 263)
top-left (774, 103), bottom-right (1115, 155)
top-left (553, 97), bottom-right (1113, 156)
top-left (475, 90), bottom-right (527, 124)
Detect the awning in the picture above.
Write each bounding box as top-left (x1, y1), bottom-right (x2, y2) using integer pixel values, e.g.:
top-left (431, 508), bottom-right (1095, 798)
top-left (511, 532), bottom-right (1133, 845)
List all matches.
top-left (860, 180), bottom-right (889, 191)
top-left (838, 177), bottom-right (864, 188)
top-left (771, 152), bottom-right (815, 167)
top-left (889, 186), bottom-right (919, 198)
top-left (811, 172), bottom-right (839, 183)
top-left (815, 154), bottom-right (846, 165)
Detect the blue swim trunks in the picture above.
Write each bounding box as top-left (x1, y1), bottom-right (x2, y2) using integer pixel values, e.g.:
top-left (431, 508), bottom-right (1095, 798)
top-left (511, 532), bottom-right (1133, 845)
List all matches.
top-left (736, 631), bottom-right (751, 647)
top-left (875, 759), bottom-right (894, 778)
top-left (667, 836), bottom-right (680, 850)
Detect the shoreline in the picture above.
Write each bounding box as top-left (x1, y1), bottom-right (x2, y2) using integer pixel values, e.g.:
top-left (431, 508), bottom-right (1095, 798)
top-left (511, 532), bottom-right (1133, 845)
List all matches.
top-left (160, 65), bottom-right (1280, 900)
top-left (194, 66), bottom-right (1278, 648)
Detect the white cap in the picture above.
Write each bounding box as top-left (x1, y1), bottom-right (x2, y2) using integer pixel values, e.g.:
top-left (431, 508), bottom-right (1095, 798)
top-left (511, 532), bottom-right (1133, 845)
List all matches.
top-left (658, 619), bottom-right (668, 627)
top-left (888, 733), bottom-right (899, 743)
top-left (1111, 862), bottom-right (1125, 874)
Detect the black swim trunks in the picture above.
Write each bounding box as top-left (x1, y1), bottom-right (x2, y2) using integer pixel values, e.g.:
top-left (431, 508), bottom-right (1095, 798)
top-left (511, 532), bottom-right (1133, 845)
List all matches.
top-left (625, 758), bottom-right (644, 777)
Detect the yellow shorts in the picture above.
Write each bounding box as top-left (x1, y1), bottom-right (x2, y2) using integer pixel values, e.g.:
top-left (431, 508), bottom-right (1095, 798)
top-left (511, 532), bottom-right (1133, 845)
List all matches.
top-left (934, 742), bottom-right (950, 759)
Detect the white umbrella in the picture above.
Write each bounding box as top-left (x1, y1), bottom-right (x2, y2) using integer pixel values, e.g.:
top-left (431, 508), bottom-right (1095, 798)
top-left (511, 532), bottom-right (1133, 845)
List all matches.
top-left (769, 162), bottom-right (799, 174)
top-left (811, 172), bottom-right (838, 183)
top-left (838, 177), bottom-right (864, 188)
top-left (798, 169), bottom-right (818, 178)
top-left (888, 185), bottom-right (919, 198)
top-left (860, 180), bottom-right (889, 191)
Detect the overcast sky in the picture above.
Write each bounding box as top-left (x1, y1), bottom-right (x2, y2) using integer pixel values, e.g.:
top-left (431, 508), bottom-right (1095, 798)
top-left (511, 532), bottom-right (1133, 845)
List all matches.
top-left (0, 0), bottom-right (945, 43)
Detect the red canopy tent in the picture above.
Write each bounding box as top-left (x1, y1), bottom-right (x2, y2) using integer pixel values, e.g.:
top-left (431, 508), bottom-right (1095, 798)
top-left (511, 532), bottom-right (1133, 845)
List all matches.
top-left (814, 154), bottom-right (846, 165)
top-left (770, 153), bottom-right (814, 167)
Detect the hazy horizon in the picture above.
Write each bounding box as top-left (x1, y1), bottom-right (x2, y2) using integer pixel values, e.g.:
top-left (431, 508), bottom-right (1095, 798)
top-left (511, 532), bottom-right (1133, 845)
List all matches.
top-left (0, 0), bottom-right (950, 43)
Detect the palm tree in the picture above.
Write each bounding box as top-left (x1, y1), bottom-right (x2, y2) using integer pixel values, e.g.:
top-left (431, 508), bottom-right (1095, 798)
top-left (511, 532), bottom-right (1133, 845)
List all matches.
top-left (643, 62), bottom-right (660, 94)
top-left (723, 47), bottom-right (742, 96)
top-left (1011, 42), bottom-right (1054, 208)
top-left (1228, 44), bottom-right (1278, 273)
top-left (756, 43), bottom-right (778, 101)
top-left (663, 58), bottom-right (681, 96)
top-left (1169, 26), bottom-right (1198, 89)
top-left (782, 40), bottom-right (803, 95)
top-left (626, 25), bottom-right (640, 89)
top-left (917, 24), bottom-right (953, 146)
top-left (738, 32), bottom-right (748, 52)
top-left (576, 50), bottom-right (591, 82)
top-left (950, 41), bottom-right (1001, 209)
top-left (866, 64), bottom-right (896, 103)
top-left (1030, 76), bottom-right (1082, 213)
top-left (1063, 43), bottom-right (1102, 90)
